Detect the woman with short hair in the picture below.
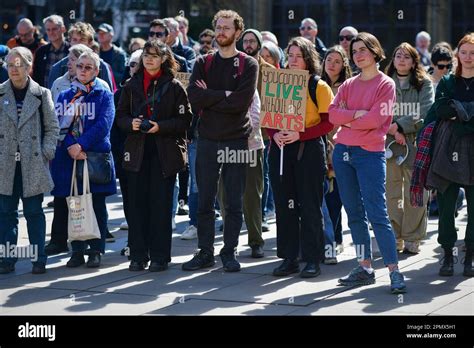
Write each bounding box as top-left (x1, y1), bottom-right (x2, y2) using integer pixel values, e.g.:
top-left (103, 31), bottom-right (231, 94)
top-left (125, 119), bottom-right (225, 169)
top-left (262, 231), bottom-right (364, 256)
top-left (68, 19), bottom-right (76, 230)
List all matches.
top-left (0, 47), bottom-right (59, 274)
top-left (51, 51), bottom-right (116, 269)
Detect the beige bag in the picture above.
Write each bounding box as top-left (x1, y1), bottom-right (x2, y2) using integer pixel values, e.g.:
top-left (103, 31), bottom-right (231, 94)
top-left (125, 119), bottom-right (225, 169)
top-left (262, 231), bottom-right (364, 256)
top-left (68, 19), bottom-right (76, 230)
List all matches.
top-left (67, 160), bottom-right (101, 241)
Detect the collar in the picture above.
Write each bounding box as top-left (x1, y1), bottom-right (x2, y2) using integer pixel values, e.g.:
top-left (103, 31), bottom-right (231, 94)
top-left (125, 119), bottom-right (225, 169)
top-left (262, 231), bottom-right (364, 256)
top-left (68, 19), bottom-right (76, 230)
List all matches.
top-left (71, 77), bottom-right (96, 93)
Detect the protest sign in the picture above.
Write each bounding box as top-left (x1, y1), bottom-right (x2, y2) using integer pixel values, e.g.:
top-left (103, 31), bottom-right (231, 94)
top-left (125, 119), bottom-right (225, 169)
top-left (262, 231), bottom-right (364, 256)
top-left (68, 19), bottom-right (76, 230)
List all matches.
top-left (260, 67), bottom-right (309, 131)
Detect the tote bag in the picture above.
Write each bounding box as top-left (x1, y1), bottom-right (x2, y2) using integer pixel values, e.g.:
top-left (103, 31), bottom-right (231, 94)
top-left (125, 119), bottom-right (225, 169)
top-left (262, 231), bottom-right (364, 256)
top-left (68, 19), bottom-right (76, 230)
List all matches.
top-left (67, 160), bottom-right (101, 241)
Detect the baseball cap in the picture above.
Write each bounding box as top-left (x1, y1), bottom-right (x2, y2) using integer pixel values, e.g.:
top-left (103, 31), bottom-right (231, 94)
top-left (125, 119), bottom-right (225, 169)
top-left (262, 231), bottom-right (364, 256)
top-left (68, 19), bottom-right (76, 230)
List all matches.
top-left (97, 23), bottom-right (114, 34)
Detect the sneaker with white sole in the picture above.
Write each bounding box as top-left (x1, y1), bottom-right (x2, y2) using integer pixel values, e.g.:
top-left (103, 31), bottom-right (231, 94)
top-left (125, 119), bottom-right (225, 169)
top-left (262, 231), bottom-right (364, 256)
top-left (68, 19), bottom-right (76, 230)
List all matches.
top-left (181, 225), bottom-right (197, 240)
top-left (120, 222), bottom-right (128, 230)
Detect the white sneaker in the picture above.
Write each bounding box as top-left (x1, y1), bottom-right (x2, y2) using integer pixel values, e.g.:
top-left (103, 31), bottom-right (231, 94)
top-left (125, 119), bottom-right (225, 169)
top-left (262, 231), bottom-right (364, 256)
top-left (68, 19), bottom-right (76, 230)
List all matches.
top-left (265, 210), bottom-right (276, 220)
top-left (120, 222), bottom-right (128, 230)
top-left (172, 218), bottom-right (176, 231)
top-left (181, 225), bottom-right (197, 240)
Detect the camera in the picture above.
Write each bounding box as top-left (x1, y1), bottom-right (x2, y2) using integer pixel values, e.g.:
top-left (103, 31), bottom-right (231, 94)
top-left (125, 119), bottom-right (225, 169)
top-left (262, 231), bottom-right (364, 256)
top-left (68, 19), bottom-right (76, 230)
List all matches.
top-left (139, 119), bottom-right (153, 133)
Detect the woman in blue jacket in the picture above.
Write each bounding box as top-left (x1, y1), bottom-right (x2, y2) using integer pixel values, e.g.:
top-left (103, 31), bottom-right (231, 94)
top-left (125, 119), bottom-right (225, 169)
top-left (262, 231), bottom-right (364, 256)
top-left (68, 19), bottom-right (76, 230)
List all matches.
top-left (51, 51), bottom-right (116, 268)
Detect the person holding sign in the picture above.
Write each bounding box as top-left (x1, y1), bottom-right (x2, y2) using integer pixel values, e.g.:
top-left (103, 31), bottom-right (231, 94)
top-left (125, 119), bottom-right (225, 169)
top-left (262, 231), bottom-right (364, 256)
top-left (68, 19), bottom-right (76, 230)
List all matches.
top-left (328, 32), bottom-right (406, 294)
top-left (266, 37), bottom-right (334, 278)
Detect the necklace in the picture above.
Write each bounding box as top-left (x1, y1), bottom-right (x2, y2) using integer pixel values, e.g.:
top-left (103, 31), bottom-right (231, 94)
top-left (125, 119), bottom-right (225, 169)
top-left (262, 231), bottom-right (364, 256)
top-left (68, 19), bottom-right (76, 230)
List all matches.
top-left (461, 77), bottom-right (474, 91)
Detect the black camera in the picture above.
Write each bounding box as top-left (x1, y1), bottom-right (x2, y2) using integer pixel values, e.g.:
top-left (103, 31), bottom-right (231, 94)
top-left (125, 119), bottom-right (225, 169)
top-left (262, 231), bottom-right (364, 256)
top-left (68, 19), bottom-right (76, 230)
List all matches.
top-left (139, 119), bottom-right (153, 133)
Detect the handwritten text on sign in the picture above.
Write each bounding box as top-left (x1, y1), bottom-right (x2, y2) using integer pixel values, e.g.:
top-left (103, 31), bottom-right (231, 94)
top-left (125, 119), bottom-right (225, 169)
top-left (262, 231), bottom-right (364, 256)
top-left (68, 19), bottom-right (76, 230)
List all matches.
top-left (176, 72), bottom-right (191, 89)
top-left (260, 67), bottom-right (309, 131)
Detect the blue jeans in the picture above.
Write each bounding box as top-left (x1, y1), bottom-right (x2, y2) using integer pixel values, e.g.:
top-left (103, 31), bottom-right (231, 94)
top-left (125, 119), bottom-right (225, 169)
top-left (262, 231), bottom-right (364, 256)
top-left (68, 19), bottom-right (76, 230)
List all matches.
top-left (70, 193), bottom-right (108, 254)
top-left (262, 140), bottom-right (275, 216)
top-left (333, 144), bottom-right (398, 265)
top-left (172, 177), bottom-right (179, 219)
top-left (323, 179), bottom-right (335, 247)
top-left (0, 162), bottom-right (47, 265)
top-left (188, 140), bottom-right (198, 227)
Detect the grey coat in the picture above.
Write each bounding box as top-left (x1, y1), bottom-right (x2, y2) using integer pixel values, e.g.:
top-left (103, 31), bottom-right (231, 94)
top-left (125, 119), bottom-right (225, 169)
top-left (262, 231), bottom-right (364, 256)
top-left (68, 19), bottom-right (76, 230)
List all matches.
top-left (0, 78), bottom-right (59, 197)
top-left (385, 74), bottom-right (434, 169)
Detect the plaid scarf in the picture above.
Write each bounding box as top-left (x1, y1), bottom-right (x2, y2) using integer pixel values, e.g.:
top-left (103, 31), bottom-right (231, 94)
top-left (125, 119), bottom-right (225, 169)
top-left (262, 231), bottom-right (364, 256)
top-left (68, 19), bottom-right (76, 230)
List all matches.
top-left (59, 78), bottom-right (94, 141)
top-left (410, 121), bottom-right (436, 207)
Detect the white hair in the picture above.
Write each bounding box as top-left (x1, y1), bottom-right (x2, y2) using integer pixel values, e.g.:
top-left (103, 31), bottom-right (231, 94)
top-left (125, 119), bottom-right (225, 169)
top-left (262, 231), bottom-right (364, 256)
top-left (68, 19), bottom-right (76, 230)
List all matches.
top-left (6, 46), bottom-right (33, 68)
top-left (416, 31), bottom-right (431, 42)
top-left (17, 18), bottom-right (34, 29)
top-left (129, 49), bottom-right (143, 65)
top-left (339, 26), bottom-right (358, 36)
top-left (164, 17), bottom-right (179, 32)
top-left (77, 51), bottom-right (100, 70)
top-left (43, 15), bottom-right (64, 27)
top-left (300, 18), bottom-right (317, 29)
top-left (261, 31), bottom-right (278, 45)
top-left (68, 44), bottom-right (93, 58)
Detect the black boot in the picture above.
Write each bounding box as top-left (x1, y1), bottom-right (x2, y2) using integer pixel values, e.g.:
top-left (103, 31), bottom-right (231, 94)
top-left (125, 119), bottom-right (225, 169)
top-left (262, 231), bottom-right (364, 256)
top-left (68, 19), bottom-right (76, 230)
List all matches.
top-left (463, 248), bottom-right (473, 277)
top-left (439, 247), bottom-right (454, 276)
top-left (66, 252), bottom-right (85, 268)
top-left (86, 251), bottom-right (101, 268)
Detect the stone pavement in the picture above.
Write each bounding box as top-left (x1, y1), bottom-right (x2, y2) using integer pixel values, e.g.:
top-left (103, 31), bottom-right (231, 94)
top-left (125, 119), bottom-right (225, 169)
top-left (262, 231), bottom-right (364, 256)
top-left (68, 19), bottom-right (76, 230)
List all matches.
top-left (1, 188), bottom-right (472, 316)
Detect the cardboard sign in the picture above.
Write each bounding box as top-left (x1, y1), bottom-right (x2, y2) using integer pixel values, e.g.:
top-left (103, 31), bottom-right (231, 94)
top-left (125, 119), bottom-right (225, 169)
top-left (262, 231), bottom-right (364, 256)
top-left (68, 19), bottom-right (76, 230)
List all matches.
top-left (176, 72), bottom-right (191, 89)
top-left (260, 67), bottom-right (309, 131)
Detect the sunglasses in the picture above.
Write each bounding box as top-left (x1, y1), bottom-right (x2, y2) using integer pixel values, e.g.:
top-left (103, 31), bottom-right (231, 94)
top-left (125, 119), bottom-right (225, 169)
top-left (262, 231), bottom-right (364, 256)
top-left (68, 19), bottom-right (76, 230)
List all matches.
top-left (339, 35), bottom-right (354, 42)
top-left (129, 62), bottom-right (138, 68)
top-left (200, 40), bottom-right (212, 45)
top-left (76, 64), bottom-right (94, 72)
top-left (436, 63), bottom-right (452, 70)
top-left (299, 26), bottom-right (315, 31)
top-left (149, 31), bottom-right (166, 38)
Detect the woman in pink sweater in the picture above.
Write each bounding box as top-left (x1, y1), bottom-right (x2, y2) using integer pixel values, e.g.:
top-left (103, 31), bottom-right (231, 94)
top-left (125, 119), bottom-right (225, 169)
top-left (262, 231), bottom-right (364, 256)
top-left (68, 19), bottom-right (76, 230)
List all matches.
top-left (328, 32), bottom-right (406, 294)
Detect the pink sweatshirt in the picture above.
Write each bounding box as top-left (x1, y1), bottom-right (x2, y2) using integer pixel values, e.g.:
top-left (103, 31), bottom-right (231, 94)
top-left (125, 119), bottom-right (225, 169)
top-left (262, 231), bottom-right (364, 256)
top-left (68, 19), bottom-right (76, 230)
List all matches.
top-left (328, 72), bottom-right (396, 152)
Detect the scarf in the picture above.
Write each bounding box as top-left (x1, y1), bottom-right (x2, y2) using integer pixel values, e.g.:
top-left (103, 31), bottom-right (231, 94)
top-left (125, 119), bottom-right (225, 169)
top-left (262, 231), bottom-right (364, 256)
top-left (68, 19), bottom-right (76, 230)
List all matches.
top-left (58, 78), bottom-right (95, 141)
top-left (410, 121), bottom-right (436, 207)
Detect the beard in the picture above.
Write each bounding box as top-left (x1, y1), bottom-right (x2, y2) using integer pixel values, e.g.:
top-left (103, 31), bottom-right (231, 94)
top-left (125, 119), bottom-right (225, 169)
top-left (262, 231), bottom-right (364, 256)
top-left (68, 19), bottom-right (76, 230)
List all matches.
top-left (216, 33), bottom-right (236, 48)
top-left (244, 46), bottom-right (259, 57)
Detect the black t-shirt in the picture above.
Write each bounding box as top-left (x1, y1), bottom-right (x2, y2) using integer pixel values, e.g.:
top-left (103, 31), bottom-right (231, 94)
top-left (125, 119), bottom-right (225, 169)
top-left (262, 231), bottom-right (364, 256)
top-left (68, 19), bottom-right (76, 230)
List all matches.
top-left (455, 76), bottom-right (474, 102)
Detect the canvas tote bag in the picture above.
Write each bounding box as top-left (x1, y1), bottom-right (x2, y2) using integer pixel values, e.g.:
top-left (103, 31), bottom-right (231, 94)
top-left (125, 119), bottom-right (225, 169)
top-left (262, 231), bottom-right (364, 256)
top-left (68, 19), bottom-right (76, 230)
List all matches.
top-left (67, 159), bottom-right (101, 241)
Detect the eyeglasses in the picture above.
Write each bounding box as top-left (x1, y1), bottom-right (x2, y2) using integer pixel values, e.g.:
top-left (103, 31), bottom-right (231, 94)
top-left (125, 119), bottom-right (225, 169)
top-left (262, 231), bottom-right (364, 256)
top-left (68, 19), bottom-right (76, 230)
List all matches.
top-left (200, 40), bottom-right (212, 45)
top-left (436, 63), bottom-right (453, 70)
top-left (76, 64), bottom-right (94, 72)
top-left (299, 26), bottom-right (315, 31)
top-left (6, 63), bottom-right (25, 69)
top-left (339, 35), bottom-right (354, 42)
top-left (243, 39), bottom-right (257, 45)
top-left (149, 31), bottom-right (166, 38)
top-left (18, 30), bottom-right (33, 38)
top-left (129, 62), bottom-right (138, 68)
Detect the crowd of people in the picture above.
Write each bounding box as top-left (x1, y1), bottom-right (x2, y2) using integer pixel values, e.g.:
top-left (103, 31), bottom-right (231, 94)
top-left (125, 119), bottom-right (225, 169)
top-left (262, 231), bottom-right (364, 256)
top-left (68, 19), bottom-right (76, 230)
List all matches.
top-left (0, 10), bottom-right (472, 295)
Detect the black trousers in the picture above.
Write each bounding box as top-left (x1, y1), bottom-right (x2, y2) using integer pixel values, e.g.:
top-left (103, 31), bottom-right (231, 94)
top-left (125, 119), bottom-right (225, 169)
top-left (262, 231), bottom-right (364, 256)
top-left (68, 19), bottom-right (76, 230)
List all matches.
top-left (127, 137), bottom-right (175, 263)
top-left (269, 138), bottom-right (326, 264)
top-left (326, 177), bottom-right (343, 244)
top-left (50, 197), bottom-right (68, 248)
top-left (196, 137), bottom-right (247, 255)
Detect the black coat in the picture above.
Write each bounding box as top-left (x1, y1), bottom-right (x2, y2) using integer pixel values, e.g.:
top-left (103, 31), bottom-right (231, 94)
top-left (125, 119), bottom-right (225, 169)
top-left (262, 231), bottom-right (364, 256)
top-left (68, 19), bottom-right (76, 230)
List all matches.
top-left (116, 71), bottom-right (192, 177)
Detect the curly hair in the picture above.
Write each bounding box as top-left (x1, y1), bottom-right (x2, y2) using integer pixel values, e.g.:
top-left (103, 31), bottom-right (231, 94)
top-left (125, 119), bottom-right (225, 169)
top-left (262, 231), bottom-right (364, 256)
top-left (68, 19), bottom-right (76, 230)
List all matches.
top-left (212, 10), bottom-right (245, 33)
top-left (138, 39), bottom-right (178, 77)
top-left (385, 42), bottom-right (428, 92)
top-left (285, 36), bottom-right (321, 75)
top-left (321, 45), bottom-right (352, 87)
